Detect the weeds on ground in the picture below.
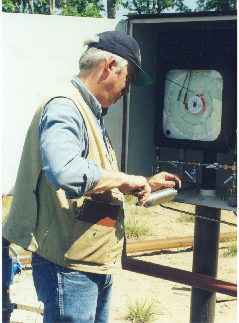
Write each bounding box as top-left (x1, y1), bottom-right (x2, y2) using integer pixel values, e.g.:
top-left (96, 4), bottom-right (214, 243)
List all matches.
top-left (158, 201), bottom-right (195, 223)
top-left (124, 194), bottom-right (138, 205)
top-left (223, 241), bottom-right (237, 257)
top-left (125, 216), bottom-right (151, 239)
top-left (177, 212), bottom-right (195, 223)
top-left (125, 296), bottom-right (159, 323)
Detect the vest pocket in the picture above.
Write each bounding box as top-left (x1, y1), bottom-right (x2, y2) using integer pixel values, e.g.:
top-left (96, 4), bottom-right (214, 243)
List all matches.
top-left (64, 221), bottom-right (115, 264)
top-left (76, 198), bottom-right (120, 227)
top-left (64, 199), bottom-right (120, 265)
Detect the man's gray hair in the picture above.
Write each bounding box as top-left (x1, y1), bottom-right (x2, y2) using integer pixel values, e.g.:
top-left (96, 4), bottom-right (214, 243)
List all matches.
top-left (79, 35), bottom-right (129, 72)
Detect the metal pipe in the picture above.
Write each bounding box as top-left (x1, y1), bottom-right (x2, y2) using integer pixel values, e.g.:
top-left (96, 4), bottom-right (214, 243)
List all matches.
top-left (15, 253), bottom-right (33, 266)
top-left (122, 257), bottom-right (237, 298)
top-left (15, 304), bottom-right (43, 315)
top-left (126, 231), bottom-right (237, 254)
top-left (14, 231), bottom-right (237, 263)
top-left (190, 206), bottom-right (221, 323)
top-left (8, 254), bottom-right (237, 299)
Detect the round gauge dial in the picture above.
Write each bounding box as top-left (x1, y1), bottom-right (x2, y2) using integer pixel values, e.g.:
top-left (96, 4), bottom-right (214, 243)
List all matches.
top-left (188, 96), bottom-right (203, 114)
top-left (163, 70), bottom-right (223, 141)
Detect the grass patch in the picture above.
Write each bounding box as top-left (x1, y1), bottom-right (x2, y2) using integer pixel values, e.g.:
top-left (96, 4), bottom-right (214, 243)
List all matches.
top-left (125, 216), bottom-right (151, 239)
top-left (125, 296), bottom-right (159, 323)
top-left (124, 194), bottom-right (138, 205)
top-left (177, 212), bottom-right (195, 223)
top-left (223, 241), bottom-right (237, 257)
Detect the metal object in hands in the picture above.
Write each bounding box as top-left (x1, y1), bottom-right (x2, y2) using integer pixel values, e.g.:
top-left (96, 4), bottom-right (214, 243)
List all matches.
top-left (136, 187), bottom-right (177, 207)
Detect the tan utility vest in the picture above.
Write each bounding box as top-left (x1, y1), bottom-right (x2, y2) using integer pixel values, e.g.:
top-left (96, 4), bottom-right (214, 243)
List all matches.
top-left (3, 82), bottom-right (124, 274)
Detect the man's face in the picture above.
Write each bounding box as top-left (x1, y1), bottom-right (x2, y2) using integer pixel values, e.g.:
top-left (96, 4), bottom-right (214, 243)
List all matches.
top-left (100, 63), bottom-right (137, 108)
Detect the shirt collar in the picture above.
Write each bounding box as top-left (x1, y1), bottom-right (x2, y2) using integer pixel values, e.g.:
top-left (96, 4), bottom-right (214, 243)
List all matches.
top-left (71, 75), bottom-right (108, 119)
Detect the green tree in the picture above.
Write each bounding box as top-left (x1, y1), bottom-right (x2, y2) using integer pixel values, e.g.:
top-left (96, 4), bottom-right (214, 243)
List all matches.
top-left (2, 0), bottom-right (51, 13)
top-left (2, 0), bottom-right (105, 16)
top-left (107, 0), bottom-right (116, 18)
top-left (31, 0), bottom-right (57, 14)
top-left (2, 0), bottom-right (16, 12)
top-left (196, 0), bottom-right (236, 11)
top-left (2, 0), bottom-right (30, 12)
top-left (122, 0), bottom-right (191, 15)
top-left (60, 0), bottom-right (104, 17)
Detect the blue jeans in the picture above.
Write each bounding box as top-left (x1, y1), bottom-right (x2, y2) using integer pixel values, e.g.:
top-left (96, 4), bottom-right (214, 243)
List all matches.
top-left (31, 253), bottom-right (113, 323)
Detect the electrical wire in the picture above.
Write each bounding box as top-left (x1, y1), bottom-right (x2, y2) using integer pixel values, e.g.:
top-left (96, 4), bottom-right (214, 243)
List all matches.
top-left (160, 204), bottom-right (237, 227)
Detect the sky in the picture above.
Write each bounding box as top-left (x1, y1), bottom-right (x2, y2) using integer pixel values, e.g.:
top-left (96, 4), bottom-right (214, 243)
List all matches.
top-left (101, 0), bottom-right (198, 19)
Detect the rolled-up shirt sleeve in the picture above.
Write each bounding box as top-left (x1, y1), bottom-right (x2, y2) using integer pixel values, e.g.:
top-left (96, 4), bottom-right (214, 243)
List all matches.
top-left (39, 97), bottom-right (103, 199)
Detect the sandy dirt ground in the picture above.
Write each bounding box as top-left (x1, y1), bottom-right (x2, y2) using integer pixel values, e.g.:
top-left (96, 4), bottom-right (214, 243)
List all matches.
top-left (7, 203), bottom-right (237, 323)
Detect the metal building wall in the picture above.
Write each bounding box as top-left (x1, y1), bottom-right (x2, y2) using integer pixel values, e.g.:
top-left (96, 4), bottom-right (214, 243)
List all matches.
top-left (1, 13), bottom-right (126, 195)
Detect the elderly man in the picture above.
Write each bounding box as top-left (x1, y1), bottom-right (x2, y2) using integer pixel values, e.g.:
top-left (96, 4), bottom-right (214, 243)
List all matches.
top-left (3, 31), bottom-right (180, 322)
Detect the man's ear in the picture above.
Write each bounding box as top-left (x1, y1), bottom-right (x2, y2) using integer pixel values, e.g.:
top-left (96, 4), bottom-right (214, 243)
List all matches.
top-left (105, 58), bottom-right (117, 72)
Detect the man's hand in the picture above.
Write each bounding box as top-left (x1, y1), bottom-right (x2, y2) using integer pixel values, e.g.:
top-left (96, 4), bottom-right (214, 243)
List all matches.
top-left (87, 170), bottom-right (151, 202)
top-left (147, 171), bottom-right (181, 192)
top-left (118, 174), bottom-right (151, 202)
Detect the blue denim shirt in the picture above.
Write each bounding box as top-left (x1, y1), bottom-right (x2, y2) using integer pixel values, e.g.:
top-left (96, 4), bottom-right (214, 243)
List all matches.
top-left (39, 75), bottom-right (110, 199)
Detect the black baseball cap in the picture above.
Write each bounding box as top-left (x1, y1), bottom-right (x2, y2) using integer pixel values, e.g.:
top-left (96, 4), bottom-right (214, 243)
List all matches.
top-left (89, 31), bottom-right (153, 87)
